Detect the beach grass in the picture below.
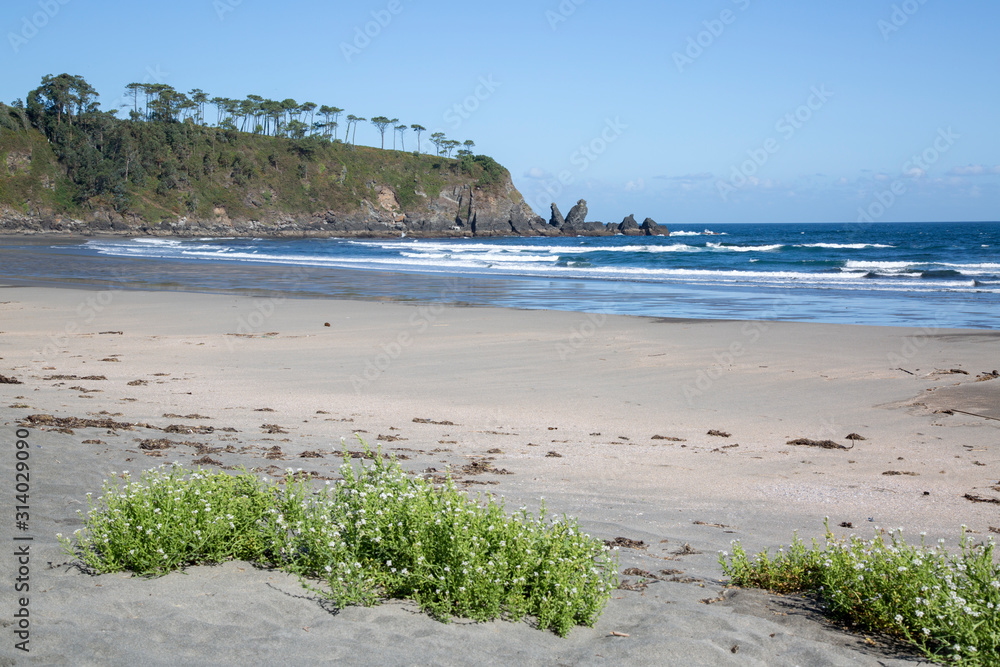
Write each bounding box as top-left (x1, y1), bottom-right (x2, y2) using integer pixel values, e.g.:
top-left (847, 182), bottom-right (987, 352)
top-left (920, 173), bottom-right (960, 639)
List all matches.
top-left (719, 520), bottom-right (999, 665)
top-left (58, 444), bottom-right (617, 637)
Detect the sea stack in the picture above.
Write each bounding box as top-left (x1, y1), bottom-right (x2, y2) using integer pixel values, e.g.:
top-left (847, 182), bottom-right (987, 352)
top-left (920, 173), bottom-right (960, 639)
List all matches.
top-left (549, 203), bottom-right (566, 229)
top-left (642, 217), bottom-right (667, 236)
top-left (619, 214), bottom-right (642, 236)
top-left (564, 199), bottom-right (588, 229)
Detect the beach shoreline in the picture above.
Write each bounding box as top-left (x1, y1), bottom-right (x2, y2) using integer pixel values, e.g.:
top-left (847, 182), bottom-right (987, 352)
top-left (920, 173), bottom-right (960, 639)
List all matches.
top-left (5, 227), bottom-right (1000, 331)
top-left (1, 285), bottom-right (997, 665)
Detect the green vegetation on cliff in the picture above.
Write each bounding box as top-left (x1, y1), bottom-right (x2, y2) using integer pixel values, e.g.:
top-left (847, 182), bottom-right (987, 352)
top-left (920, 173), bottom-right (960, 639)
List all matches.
top-left (0, 74), bottom-right (511, 225)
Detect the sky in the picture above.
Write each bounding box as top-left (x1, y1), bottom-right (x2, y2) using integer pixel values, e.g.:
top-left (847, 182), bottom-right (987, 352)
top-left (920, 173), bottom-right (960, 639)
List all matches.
top-left (2, 0), bottom-right (998, 224)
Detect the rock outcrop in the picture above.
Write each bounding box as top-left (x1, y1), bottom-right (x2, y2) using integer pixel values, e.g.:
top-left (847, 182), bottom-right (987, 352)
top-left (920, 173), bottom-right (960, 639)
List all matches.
top-left (618, 214), bottom-right (642, 236)
top-left (564, 200), bottom-right (588, 229)
top-left (641, 217), bottom-right (665, 236)
top-left (549, 203), bottom-right (566, 229)
top-left (1, 194), bottom-right (667, 240)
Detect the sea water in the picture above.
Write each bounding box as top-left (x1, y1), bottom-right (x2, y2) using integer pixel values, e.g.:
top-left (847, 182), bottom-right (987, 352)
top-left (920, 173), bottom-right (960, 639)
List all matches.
top-left (1, 221), bottom-right (997, 329)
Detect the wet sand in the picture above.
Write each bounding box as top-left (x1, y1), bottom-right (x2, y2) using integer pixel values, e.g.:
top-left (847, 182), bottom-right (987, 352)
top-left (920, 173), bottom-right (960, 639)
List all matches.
top-left (1, 286), bottom-right (997, 665)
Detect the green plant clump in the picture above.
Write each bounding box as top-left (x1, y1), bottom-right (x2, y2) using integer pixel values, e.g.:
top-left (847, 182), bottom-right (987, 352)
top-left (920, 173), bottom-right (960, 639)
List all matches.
top-left (720, 520), bottom-right (999, 665)
top-left (59, 446), bottom-right (617, 637)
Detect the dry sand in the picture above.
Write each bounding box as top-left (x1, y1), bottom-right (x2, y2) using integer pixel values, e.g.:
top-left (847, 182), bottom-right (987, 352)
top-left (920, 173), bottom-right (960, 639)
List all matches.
top-left (1, 285), bottom-right (998, 665)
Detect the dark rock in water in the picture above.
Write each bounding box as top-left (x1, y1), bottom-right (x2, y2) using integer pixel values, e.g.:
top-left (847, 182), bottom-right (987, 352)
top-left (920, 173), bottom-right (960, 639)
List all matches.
top-left (920, 269), bottom-right (964, 279)
top-left (642, 217), bottom-right (666, 236)
top-left (565, 199), bottom-right (588, 228)
top-left (549, 203), bottom-right (566, 228)
top-left (509, 207), bottom-right (551, 236)
top-left (619, 214), bottom-right (642, 236)
top-left (576, 221), bottom-right (612, 235)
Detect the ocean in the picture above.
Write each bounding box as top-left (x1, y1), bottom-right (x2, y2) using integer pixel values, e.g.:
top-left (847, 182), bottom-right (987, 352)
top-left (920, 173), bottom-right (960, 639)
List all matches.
top-left (1, 221), bottom-right (998, 329)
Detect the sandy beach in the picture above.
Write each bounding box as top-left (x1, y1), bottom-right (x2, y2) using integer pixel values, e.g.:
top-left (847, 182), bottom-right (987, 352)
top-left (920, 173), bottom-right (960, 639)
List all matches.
top-left (1, 284), bottom-right (998, 665)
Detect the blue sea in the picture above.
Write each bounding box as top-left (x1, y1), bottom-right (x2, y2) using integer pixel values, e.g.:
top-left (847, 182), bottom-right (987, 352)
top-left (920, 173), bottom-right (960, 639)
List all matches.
top-left (1, 222), bottom-right (998, 329)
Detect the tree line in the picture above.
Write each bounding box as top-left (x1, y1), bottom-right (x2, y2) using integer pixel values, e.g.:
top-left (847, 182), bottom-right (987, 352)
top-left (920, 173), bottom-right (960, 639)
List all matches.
top-left (9, 73), bottom-right (500, 214)
top-left (108, 78), bottom-right (474, 157)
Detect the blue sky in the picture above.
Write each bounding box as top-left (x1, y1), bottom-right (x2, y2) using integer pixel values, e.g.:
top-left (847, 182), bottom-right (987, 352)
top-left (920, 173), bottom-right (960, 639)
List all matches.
top-left (3, 0), bottom-right (998, 223)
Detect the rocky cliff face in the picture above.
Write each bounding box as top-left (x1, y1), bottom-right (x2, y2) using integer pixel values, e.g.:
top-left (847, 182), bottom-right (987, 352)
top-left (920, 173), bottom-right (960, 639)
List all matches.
top-left (1, 183), bottom-right (665, 239)
top-left (0, 115), bottom-right (667, 239)
top-left (0, 171), bottom-right (567, 238)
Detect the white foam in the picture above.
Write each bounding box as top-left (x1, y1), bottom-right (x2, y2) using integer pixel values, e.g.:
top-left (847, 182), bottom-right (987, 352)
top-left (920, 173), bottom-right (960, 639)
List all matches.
top-left (132, 238), bottom-right (185, 246)
top-left (79, 236), bottom-right (1000, 297)
top-left (941, 262), bottom-right (1000, 272)
top-left (797, 243), bottom-right (895, 249)
top-left (387, 241), bottom-right (701, 255)
top-left (706, 242), bottom-right (783, 252)
top-left (844, 261), bottom-right (916, 270)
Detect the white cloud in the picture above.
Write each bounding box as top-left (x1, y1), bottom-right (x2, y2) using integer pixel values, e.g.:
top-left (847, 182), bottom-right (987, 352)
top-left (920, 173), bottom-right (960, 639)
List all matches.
top-left (948, 164), bottom-right (1000, 176)
top-left (654, 172), bottom-right (714, 181)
